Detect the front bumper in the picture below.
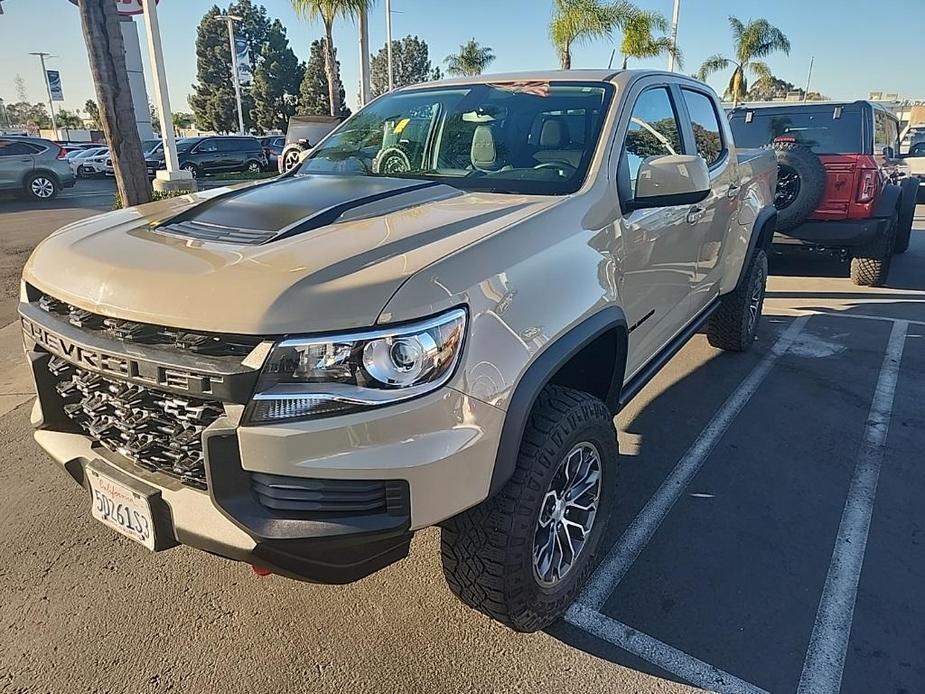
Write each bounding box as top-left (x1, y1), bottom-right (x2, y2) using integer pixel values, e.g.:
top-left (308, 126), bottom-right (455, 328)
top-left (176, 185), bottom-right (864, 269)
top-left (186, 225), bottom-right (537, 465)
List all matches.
top-left (25, 337), bottom-right (505, 583)
top-left (773, 217), bottom-right (890, 248)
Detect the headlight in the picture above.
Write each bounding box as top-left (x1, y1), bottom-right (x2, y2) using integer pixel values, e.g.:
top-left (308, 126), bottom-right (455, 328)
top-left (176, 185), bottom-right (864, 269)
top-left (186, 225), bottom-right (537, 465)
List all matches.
top-left (244, 308), bottom-right (466, 424)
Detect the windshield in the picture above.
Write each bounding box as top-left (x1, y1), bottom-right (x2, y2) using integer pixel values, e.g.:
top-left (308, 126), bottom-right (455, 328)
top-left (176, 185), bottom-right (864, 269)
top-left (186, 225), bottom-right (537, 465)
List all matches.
top-left (295, 82), bottom-right (613, 195)
top-left (729, 105), bottom-right (864, 155)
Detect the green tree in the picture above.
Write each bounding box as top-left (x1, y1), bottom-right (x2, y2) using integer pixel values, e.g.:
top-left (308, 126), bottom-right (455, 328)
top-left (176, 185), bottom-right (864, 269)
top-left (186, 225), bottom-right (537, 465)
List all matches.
top-left (251, 19), bottom-right (304, 132)
top-left (190, 1), bottom-right (272, 132)
top-left (150, 103), bottom-right (161, 134)
top-left (445, 39), bottom-right (495, 77)
top-left (84, 98), bottom-right (100, 128)
top-left (550, 0), bottom-right (635, 70)
top-left (172, 111), bottom-right (195, 134)
top-left (298, 38), bottom-right (350, 117)
top-left (696, 16), bottom-right (791, 105)
top-left (371, 35), bottom-right (442, 98)
top-left (56, 109), bottom-right (83, 129)
top-left (6, 102), bottom-right (50, 129)
top-left (619, 9), bottom-right (682, 69)
top-left (291, 0), bottom-right (373, 116)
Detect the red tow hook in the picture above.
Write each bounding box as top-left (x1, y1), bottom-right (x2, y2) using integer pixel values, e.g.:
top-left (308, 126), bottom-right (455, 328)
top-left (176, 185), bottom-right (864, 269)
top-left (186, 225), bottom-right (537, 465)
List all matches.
top-left (251, 564), bottom-right (273, 577)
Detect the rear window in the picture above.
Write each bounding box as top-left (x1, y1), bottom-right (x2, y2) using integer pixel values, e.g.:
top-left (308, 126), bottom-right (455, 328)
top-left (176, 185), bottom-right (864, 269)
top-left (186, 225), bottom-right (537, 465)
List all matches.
top-left (729, 106), bottom-right (865, 155)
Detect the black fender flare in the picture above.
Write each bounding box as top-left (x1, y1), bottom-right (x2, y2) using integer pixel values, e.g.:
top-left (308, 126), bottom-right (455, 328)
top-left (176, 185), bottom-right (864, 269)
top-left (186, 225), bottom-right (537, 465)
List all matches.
top-left (898, 176), bottom-right (919, 216)
top-left (873, 182), bottom-right (902, 219)
top-left (733, 204), bottom-right (776, 293)
top-left (487, 306), bottom-right (628, 496)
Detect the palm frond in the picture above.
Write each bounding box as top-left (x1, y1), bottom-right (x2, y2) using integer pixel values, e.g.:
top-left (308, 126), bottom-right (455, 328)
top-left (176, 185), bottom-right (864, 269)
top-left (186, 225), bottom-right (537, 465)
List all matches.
top-left (728, 16), bottom-right (746, 42)
top-left (749, 60), bottom-right (773, 81)
top-left (696, 54), bottom-right (731, 81)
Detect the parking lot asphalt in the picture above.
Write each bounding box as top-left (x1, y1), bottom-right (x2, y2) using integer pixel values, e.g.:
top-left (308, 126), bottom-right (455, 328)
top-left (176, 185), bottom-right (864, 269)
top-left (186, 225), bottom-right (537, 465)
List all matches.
top-left (0, 192), bottom-right (922, 694)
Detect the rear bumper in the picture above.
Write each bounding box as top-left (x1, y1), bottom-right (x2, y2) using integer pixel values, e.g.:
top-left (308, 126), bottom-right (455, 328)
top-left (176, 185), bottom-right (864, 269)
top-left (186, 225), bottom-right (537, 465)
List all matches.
top-left (773, 216), bottom-right (890, 248)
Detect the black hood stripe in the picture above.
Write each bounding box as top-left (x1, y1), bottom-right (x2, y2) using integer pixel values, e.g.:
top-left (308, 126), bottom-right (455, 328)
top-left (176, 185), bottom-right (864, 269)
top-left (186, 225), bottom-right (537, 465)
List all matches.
top-left (152, 175), bottom-right (445, 246)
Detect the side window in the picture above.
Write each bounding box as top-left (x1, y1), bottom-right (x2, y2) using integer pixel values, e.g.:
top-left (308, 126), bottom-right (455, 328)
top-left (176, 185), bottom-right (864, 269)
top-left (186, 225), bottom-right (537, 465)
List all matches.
top-left (681, 89), bottom-right (725, 167)
top-left (621, 87), bottom-right (684, 195)
top-left (886, 118), bottom-right (899, 154)
top-left (874, 112), bottom-right (890, 154)
top-left (198, 139), bottom-right (219, 153)
top-left (0, 139), bottom-right (40, 156)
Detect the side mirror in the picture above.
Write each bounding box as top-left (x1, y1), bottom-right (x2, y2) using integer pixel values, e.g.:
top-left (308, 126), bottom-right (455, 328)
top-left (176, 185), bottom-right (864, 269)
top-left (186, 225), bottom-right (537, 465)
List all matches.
top-left (627, 155), bottom-right (711, 211)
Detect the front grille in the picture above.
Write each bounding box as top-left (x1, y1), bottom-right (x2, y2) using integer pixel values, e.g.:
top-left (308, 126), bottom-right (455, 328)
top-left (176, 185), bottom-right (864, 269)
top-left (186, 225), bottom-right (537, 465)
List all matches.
top-left (48, 356), bottom-right (222, 489)
top-left (34, 291), bottom-right (262, 357)
top-left (251, 473), bottom-right (408, 515)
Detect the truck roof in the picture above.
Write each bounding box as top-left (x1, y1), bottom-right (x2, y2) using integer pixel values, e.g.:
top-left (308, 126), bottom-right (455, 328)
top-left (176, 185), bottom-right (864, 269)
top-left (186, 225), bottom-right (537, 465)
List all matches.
top-left (400, 69), bottom-right (713, 92)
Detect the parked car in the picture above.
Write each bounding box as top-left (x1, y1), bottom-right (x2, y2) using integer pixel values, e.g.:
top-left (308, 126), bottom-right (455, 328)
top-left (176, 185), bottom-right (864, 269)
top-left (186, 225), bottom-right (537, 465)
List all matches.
top-left (67, 147), bottom-right (108, 176)
top-left (259, 135), bottom-right (284, 171)
top-left (141, 139), bottom-right (162, 155)
top-left (278, 115), bottom-right (341, 172)
top-left (729, 100), bottom-right (918, 285)
top-left (75, 149), bottom-right (112, 178)
top-left (0, 136), bottom-right (75, 200)
top-left (146, 135), bottom-right (266, 178)
top-left (20, 70), bottom-right (776, 631)
top-left (902, 141), bottom-right (925, 189)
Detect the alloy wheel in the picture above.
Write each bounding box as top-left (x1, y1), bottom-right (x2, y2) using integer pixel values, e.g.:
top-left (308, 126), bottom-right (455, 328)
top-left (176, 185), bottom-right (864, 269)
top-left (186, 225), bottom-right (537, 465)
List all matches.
top-left (774, 164), bottom-right (802, 210)
top-left (532, 441), bottom-right (602, 587)
top-left (247, 161), bottom-right (262, 173)
top-left (31, 177), bottom-right (55, 199)
top-left (748, 270), bottom-right (765, 335)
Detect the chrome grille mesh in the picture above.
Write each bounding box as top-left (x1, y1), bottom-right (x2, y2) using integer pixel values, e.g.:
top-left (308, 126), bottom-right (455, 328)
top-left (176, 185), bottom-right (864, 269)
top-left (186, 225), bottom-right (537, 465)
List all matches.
top-left (48, 356), bottom-right (222, 489)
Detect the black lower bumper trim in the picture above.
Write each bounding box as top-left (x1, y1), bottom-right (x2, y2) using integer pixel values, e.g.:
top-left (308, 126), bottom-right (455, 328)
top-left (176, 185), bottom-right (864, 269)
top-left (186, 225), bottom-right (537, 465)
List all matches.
top-left (774, 217), bottom-right (890, 248)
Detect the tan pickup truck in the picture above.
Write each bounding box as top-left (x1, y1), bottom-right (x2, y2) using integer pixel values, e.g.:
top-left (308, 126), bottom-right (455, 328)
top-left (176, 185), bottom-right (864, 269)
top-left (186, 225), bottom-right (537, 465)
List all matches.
top-left (20, 70), bottom-right (777, 631)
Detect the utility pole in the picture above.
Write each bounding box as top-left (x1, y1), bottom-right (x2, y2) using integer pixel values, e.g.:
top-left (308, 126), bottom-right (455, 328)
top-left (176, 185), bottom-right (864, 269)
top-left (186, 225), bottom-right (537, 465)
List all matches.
top-left (358, 5), bottom-right (371, 106)
top-left (386, 0), bottom-right (394, 92)
top-left (142, 0), bottom-right (194, 192)
top-left (29, 52), bottom-right (58, 137)
top-left (217, 14), bottom-right (245, 135)
top-left (667, 0), bottom-right (681, 72)
top-left (803, 56), bottom-right (815, 103)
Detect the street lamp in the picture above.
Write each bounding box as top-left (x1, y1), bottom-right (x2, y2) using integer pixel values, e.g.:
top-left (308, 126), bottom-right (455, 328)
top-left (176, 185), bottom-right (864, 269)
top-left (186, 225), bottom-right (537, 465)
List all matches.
top-left (216, 14), bottom-right (245, 135)
top-left (29, 52), bottom-right (58, 136)
top-left (667, 0), bottom-right (681, 72)
top-left (385, 0), bottom-right (394, 91)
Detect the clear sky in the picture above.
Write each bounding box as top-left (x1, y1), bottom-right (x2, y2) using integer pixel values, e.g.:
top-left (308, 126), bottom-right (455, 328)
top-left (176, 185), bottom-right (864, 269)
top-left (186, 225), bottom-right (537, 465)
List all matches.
top-left (1, 0), bottom-right (924, 120)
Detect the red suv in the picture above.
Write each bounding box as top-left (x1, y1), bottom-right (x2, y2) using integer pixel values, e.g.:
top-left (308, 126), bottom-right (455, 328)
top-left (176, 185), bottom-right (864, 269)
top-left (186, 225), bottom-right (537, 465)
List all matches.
top-left (729, 101), bottom-right (917, 285)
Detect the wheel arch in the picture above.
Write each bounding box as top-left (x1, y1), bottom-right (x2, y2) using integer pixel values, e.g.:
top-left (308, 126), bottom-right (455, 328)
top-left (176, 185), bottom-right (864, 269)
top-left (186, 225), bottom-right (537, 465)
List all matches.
top-left (23, 167), bottom-right (60, 188)
top-left (732, 204), bottom-right (776, 294)
top-left (487, 306), bottom-right (628, 496)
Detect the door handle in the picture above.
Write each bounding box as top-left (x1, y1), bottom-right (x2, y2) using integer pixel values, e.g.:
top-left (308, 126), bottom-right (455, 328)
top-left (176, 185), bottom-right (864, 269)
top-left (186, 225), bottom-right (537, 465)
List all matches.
top-left (726, 183), bottom-right (741, 199)
top-left (686, 205), bottom-right (706, 225)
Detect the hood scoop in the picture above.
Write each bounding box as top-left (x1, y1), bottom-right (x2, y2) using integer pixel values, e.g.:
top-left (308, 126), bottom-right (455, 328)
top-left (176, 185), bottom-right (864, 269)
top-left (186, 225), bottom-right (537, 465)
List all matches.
top-left (153, 174), bottom-right (442, 246)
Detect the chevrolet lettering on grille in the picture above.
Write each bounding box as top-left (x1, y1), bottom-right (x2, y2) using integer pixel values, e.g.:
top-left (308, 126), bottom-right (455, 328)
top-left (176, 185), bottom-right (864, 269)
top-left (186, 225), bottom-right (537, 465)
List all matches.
top-left (21, 316), bottom-right (223, 394)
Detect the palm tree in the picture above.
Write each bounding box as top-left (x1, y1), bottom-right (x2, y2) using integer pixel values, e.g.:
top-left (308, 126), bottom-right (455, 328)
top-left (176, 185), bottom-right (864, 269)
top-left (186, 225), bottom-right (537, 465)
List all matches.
top-left (445, 39), bottom-right (495, 77)
top-left (696, 16), bottom-right (791, 106)
top-left (619, 9), bottom-right (682, 70)
top-left (291, 0), bottom-right (372, 117)
top-left (550, 0), bottom-right (636, 70)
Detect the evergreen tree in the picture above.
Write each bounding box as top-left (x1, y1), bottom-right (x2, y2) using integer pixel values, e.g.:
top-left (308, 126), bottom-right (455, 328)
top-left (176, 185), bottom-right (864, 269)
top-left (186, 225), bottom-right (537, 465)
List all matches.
top-left (252, 19), bottom-right (304, 132)
top-left (298, 38), bottom-right (350, 118)
top-left (371, 35), bottom-right (442, 98)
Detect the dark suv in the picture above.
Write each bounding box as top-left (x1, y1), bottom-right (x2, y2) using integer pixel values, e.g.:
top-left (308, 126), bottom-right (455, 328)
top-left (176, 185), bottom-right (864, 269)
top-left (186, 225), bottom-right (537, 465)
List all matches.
top-left (146, 136), bottom-right (266, 179)
top-left (729, 101), bottom-right (917, 286)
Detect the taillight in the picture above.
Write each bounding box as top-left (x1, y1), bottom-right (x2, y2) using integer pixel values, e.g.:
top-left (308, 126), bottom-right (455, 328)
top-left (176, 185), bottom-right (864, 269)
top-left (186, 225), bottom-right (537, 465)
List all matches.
top-left (56, 146), bottom-right (67, 160)
top-left (857, 169), bottom-right (878, 203)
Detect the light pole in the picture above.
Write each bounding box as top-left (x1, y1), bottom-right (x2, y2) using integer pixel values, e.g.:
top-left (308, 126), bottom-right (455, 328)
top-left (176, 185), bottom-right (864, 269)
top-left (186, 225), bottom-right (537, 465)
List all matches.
top-left (667, 0), bottom-right (681, 73)
top-left (385, 0), bottom-right (394, 92)
top-left (358, 5), bottom-right (371, 106)
top-left (142, 0), bottom-right (194, 191)
top-left (29, 52), bottom-right (58, 137)
top-left (216, 14), bottom-right (245, 135)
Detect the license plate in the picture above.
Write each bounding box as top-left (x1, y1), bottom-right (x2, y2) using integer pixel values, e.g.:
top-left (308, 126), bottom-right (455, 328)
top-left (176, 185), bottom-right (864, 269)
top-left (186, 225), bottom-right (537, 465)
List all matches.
top-left (87, 465), bottom-right (156, 551)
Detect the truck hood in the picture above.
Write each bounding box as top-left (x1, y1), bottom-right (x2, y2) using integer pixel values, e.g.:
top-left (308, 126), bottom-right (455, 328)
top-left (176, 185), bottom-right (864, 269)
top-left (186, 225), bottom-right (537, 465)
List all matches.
top-left (23, 175), bottom-right (554, 335)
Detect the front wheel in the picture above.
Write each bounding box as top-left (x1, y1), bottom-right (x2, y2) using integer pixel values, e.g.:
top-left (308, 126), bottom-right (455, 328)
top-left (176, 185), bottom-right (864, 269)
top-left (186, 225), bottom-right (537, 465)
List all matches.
top-left (245, 160), bottom-right (263, 174)
top-left (180, 162), bottom-right (199, 179)
top-left (441, 385), bottom-right (617, 632)
top-left (706, 248), bottom-right (768, 352)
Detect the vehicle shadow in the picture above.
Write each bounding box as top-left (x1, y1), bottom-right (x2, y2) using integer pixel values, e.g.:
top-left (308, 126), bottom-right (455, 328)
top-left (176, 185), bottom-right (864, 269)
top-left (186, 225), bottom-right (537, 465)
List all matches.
top-left (546, 300), bottom-right (925, 693)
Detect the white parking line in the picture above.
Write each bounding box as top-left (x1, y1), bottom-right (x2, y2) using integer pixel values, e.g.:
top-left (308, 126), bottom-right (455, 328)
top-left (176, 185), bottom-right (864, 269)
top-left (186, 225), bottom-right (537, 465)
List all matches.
top-left (574, 315), bottom-right (810, 611)
top-left (567, 604), bottom-right (770, 694)
top-left (796, 320), bottom-right (908, 694)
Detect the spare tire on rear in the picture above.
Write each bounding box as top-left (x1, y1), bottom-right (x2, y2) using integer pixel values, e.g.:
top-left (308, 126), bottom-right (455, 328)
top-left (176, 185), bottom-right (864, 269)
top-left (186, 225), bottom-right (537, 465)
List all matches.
top-left (765, 142), bottom-right (827, 231)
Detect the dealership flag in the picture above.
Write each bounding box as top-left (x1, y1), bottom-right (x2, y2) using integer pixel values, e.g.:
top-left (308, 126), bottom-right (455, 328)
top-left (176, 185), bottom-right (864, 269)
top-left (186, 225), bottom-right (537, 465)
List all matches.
top-left (235, 37), bottom-right (253, 85)
top-left (47, 70), bottom-right (64, 101)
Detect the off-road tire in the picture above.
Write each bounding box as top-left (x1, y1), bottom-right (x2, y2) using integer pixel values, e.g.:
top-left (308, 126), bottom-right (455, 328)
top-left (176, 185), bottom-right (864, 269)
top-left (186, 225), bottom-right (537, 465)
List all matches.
top-left (707, 248), bottom-right (768, 352)
top-left (441, 385), bottom-right (618, 632)
top-left (766, 142), bottom-right (827, 231)
top-left (850, 212), bottom-right (897, 286)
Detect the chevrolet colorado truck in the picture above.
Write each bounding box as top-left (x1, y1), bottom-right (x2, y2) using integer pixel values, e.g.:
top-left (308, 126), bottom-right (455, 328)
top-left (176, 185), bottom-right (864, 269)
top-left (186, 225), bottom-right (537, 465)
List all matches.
top-left (20, 70), bottom-right (776, 632)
